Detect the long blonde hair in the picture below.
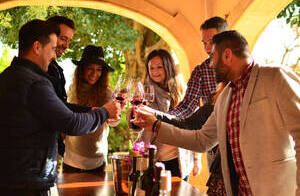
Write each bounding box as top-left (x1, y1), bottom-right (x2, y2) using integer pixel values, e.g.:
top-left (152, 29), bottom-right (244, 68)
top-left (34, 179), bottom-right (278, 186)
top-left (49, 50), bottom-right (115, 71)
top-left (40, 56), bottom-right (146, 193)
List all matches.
top-left (68, 63), bottom-right (110, 107)
top-left (145, 49), bottom-right (184, 107)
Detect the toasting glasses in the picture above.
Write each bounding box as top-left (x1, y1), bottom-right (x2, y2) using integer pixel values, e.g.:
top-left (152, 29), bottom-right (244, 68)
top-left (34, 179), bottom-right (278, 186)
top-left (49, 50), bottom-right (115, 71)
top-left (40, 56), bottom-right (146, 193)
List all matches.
top-left (109, 75), bottom-right (131, 122)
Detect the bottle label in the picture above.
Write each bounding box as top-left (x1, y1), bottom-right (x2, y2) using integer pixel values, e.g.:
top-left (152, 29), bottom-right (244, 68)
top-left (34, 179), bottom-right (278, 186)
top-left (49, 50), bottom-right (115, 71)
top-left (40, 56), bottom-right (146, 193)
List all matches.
top-left (160, 170), bottom-right (171, 192)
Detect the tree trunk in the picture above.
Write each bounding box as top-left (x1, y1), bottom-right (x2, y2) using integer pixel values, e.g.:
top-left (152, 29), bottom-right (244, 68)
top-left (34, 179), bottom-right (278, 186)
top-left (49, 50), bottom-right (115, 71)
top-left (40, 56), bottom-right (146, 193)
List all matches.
top-left (123, 21), bottom-right (170, 80)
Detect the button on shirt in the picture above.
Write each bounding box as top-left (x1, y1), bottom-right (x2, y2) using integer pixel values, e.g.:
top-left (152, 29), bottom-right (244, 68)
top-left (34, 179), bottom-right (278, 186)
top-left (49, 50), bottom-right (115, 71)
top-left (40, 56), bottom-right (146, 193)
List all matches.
top-left (169, 58), bottom-right (217, 118)
top-left (227, 62), bottom-right (254, 195)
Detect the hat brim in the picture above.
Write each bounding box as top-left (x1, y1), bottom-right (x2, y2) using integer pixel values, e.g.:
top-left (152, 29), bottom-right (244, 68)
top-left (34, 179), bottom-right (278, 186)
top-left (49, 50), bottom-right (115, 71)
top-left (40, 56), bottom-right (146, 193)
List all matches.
top-left (72, 59), bottom-right (114, 72)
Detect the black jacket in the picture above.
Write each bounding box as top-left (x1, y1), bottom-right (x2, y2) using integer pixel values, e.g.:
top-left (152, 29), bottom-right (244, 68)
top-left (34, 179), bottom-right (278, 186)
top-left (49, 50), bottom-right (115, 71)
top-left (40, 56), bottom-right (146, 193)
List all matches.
top-left (48, 60), bottom-right (90, 113)
top-left (0, 57), bottom-right (109, 189)
top-left (48, 61), bottom-right (90, 156)
top-left (156, 104), bottom-right (214, 130)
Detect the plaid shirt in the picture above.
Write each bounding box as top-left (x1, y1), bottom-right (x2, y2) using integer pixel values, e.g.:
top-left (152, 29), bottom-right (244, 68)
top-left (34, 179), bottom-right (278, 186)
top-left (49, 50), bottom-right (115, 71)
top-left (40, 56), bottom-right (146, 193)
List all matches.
top-left (169, 58), bottom-right (217, 118)
top-left (227, 62), bottom-right (254, 196)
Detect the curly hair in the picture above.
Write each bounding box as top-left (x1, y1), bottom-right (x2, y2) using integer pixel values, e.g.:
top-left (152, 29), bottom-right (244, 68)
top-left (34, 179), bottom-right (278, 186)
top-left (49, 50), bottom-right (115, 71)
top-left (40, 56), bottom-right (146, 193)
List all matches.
top-left (68, 63), bottom-right (110, 107)
top-left (145, 49), bottom-right (185, 107)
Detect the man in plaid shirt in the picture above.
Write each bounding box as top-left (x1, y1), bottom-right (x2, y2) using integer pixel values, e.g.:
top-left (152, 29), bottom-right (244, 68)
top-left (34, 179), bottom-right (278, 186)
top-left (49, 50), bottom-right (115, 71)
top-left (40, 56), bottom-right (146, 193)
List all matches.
top-left (169, 17), bottom-right (229, 177)
top-left (169, 17), bottom-right (228, 118)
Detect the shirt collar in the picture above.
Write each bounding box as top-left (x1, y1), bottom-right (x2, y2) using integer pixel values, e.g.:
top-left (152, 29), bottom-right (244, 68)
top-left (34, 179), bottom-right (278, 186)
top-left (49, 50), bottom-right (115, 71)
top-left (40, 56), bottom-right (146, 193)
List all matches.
top-left (230, 60), bottom-right (254, 88)
top-left (11, 56), bottom-right (52, 80)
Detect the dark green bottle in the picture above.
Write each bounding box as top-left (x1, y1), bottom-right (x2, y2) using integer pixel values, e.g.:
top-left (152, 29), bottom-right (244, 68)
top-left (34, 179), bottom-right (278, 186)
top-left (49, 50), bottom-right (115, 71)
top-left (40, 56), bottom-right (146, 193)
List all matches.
top-left (141, 147), bottom-right (156, 196)
top-left (134, 156), bottom-right (146, 196)
top-left (129, 154), bottom-right (140, 196)
top-left (151, 162), bottom-right (165, 196)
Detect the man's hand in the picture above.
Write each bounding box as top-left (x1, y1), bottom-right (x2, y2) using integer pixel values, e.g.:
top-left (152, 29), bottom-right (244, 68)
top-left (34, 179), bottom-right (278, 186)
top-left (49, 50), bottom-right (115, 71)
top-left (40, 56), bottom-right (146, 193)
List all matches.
top-left (103, 101), bottom-right (121, 120)
top-left (138, 105), bottom-right (156, 115)
top-left (132, 105), bottom-right (157, 132)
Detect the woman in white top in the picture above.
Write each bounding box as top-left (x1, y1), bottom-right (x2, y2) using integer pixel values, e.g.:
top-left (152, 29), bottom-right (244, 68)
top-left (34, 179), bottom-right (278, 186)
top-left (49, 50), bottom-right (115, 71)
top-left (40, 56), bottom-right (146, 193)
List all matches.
top-left (63, 45), bottom-right (119, 172)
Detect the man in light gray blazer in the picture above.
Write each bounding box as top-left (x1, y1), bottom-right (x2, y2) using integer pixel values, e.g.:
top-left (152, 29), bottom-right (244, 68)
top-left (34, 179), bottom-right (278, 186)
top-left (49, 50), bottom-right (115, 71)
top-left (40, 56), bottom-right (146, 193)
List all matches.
top-left (133, 30), bottom-right (300, 196)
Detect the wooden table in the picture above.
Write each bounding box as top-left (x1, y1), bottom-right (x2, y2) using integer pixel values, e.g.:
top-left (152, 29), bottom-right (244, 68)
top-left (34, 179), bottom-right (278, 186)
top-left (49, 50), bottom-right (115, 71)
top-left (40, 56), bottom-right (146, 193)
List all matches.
top-left (57, 171), bottom-right (207, 196)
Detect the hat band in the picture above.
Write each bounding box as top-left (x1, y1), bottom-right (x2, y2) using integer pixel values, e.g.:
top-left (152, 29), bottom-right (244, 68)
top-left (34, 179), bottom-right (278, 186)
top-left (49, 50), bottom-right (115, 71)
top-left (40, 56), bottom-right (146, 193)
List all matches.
top-left (80, 55), bottom-right (105, 62)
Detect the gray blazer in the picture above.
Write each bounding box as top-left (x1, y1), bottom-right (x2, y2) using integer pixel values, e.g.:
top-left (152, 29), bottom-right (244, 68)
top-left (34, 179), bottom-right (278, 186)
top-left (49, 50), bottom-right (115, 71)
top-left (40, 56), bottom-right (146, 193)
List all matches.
top-left (155, 64), bottom-right (300, 196)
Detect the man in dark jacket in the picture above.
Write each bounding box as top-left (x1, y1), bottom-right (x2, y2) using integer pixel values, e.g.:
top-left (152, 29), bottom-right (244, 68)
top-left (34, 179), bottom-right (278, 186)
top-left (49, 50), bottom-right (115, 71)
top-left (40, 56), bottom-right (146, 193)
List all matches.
top-left (46, 16), bottom-right (76, 105)
top-left (46, 16), bottom-right (88, 156)
top-left (0, 19), bottom-right (120, 196)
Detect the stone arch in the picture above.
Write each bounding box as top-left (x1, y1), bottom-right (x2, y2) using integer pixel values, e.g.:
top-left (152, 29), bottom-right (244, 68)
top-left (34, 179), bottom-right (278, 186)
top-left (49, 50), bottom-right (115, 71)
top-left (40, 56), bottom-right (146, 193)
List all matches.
top-left (0, 0), bottom-right (291, 79)
top-left (0, 0), bottom-right (203, 80)
top-left (0, 0), bottom-right (293, 191)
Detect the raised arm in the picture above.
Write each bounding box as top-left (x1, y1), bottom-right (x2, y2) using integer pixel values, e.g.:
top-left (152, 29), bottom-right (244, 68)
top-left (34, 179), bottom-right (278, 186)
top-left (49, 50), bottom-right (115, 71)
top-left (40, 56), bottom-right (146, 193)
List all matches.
top-left (133, 106), bottom-right (218, 153)
top-left (28, 81), bottom-right (120, 135)
top-left (168, 66), bottom-right (203, 118)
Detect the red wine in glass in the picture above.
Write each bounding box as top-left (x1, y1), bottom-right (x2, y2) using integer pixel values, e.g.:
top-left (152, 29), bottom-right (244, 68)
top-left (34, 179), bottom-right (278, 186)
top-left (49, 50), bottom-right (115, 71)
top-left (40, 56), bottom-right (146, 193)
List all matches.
top-left (116, 96), bottom-right (125, 102)
top-left (129, 96), bottom-right (145, 130)
top-left (130, 99), bottom-right (145, 106)
top-left (114, 91), bottom-right (128, 109)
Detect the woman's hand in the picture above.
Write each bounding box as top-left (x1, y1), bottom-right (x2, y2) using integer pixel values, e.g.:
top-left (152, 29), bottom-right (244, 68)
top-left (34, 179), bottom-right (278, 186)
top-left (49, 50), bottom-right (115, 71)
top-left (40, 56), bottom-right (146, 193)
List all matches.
top-left (132, 105), bottom-right (157, 132)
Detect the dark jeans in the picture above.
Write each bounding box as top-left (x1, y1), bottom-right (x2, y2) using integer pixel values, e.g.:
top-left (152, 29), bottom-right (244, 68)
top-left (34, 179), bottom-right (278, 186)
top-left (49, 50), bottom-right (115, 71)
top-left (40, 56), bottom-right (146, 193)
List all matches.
top-left (63, 162), bottom-right (105, 173)
top-left (162, 157), bottom-right (181, 178)
top-left (0, 188), bottom-right (50, 196)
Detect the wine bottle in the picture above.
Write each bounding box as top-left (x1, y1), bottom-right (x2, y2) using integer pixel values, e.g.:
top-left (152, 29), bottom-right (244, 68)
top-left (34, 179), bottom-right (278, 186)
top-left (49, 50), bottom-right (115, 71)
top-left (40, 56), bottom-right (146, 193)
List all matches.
top-left (159, 170), bottom-right (171, 196)
top-left (140, 146), bottom-right (156, 196)
top-left (151, 162), bottom-right (165, 196)
top-left (134, 156), bottom-right (146, 196)
top-left (129, 152), bottom-right (140, 196)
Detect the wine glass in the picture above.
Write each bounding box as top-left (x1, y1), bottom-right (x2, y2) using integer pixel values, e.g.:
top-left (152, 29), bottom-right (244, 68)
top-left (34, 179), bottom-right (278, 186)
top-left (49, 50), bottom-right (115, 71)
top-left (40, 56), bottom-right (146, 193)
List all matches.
top-left (128, 80), bottom-right (145, 131)
top-left (112, 75), bottom-right (130, 110)
top-left (109, 75), bottom-right (130, 122)
top-left (129, 81), bottom-right (145, 106)
top-left (143, 84), bottom-right (154, 105)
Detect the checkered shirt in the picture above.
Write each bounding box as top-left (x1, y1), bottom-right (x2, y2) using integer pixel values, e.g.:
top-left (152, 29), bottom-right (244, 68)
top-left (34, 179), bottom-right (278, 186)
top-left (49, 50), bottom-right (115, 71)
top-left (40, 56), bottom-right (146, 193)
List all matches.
top-left (169, 58), bottom-right (217, 118)
top-left (227, 62), bottom-right (254, 196)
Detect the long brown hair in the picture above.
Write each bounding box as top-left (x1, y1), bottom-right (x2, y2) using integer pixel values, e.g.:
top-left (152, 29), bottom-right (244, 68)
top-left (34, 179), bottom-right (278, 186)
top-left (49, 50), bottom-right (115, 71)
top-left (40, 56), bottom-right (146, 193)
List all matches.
top-left (68, 63), bottom-right (110, 107)
top-left (145, 49), bottom-right (184, 107)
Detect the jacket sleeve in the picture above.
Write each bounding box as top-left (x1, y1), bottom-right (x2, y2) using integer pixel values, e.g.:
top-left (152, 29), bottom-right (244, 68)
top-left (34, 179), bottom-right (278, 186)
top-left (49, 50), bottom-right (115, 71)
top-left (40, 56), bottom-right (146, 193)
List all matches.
top-left (156, 111), bottom-right (218, 153)
top-left (27, 81), bottom-right (109, 136)
top-left (168, 66), bottom-right (202, 118)
top-left (65, 102), bottom-right (91, 113)
top-left (156, 104), bottom-right (214, 130)
top-left (273, 67), bottom-right (300, 196)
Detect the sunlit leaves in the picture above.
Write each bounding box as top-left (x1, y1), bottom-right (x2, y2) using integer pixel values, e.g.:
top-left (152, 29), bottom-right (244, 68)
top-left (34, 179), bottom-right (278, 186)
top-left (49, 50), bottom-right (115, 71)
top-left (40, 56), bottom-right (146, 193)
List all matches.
top-left (277, 0), bottom-right (300, 27)
top-left (0, 6), bottom-right (139, 72)
top-left (0, 45), bottom-right (14, 73)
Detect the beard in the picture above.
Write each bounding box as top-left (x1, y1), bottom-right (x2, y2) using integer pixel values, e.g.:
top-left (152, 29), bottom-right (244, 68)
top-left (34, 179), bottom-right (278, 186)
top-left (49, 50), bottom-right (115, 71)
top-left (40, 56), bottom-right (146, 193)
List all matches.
top-left (216, 69), bottom-right (227, 83)
top-left (215, 57), bottom-right (229, 83)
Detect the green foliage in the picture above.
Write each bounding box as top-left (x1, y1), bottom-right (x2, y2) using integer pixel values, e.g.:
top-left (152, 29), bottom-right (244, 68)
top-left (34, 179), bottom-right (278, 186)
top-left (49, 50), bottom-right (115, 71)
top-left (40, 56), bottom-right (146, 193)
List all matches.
top-left (0, 45), bottom-right (14, 73)
top-left (0, 6), bottom-right (139, 73)
top-left (108, 106), bottom-right (138, 153)
top-left (107, 49), bottom-right (127, 88)
top-left (277, 0), bottom-right (300, 27)
top-left (0, 6), bottom-right (140, 153)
